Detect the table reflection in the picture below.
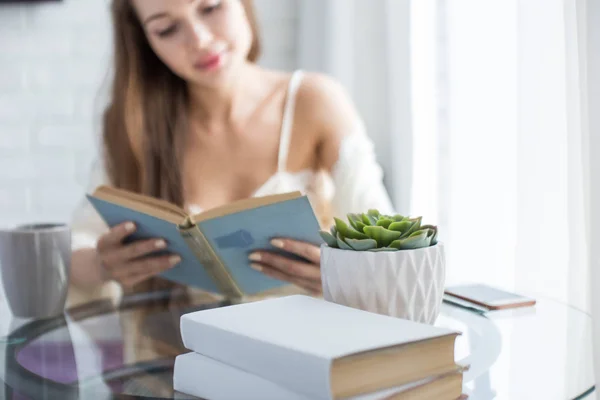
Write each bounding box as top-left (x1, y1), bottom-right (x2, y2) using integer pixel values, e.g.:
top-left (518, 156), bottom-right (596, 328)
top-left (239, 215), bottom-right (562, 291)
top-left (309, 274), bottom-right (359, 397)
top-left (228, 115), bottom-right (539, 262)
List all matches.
top-left (0, 292), bottom-right (594, 400)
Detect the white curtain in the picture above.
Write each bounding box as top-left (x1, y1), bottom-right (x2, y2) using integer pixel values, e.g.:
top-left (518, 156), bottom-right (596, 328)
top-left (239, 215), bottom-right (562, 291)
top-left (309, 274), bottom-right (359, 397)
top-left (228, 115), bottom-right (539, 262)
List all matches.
top-left (411, 0), bottom-right (592, 313)
top-left (413, 0), bottom-right (600, 387)
top-left (297, 0), bottom-right (594, 312)
top-left (582, 0), bottom-right (600, 390)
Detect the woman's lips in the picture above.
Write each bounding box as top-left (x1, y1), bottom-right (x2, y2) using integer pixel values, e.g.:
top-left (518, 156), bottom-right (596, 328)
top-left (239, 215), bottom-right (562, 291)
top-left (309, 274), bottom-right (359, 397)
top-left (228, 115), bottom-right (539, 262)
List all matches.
top-left (194, 52), bottom-right (224, 71)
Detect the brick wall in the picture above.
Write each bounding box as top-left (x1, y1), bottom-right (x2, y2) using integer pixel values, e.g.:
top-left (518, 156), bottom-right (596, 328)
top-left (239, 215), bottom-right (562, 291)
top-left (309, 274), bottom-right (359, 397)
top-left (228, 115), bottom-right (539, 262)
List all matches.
top-left (0, 0), bottom-right (298, 229)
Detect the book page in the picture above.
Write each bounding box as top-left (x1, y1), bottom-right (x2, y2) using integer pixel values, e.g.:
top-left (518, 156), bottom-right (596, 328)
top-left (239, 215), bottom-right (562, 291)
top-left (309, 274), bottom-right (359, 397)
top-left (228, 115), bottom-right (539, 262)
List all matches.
top-left (196, 196), bottom-right (323, 295)
top-left (191, 191), bottom-right (302, 223)
top-left (92, 185), bottom-right (187, 224)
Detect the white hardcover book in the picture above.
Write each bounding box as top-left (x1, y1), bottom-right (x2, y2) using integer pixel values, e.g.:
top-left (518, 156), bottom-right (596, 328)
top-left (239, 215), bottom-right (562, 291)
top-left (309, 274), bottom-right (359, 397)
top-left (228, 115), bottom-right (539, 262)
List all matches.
top-left (173, 351), bottom-right (312, 400)
top-left (173, 352), bottom-right (463, 400)
top-left (179, 295), bottom-right (458, 400)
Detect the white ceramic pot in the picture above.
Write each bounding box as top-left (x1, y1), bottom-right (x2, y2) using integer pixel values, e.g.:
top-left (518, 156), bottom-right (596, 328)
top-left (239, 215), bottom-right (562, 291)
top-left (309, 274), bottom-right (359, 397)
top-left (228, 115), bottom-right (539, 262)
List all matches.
top-left (320, 243), bottom-right (446, 324)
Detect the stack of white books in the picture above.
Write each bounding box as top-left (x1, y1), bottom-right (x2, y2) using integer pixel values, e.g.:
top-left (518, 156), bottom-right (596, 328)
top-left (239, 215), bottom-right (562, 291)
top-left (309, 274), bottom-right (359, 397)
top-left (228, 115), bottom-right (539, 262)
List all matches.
top-left (174, 295), bottom-right (467, 400)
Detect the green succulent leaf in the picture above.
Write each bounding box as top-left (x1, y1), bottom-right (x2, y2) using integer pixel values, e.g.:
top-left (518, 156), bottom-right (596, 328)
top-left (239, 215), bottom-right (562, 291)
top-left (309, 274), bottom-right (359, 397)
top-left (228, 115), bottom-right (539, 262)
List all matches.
top-left (327, 212), bottom-right (437, 251)
top-left (330, 225), bottom-right (338, 237)
top-left (431, 232), bottom-right (438, 245)
top-left (388, 240), bottom-right (401, 249)
top-left (408, 217), bottom-right (423, 233)
top-left (347, 213), bottom-right (367, 233)
top-left (361, 213), bottom-right (371, 225)
top-left (392, 214), bottom-right (405, 222)
top-left (361, 213), bottom-right (378, 225)
top-left (334, 217), bottom-right (348, 232)
top-left (376, 218), bottom-right (394, 229)
top-left (347, 213), bottom-right (359, 226)
top-left (363, 226), bottom-right (402, 247)
top-left (393, 217), bottom-right (423, 239)
top-left (355, 221), bottom-right (367, 232)
top-left (319, 231), bottom-right (338, 248)
top-left (388, 221), bottom-right (413, 234)
top-left (336, 233), bottom-right (353, 250)
top-left (345, 238), bottom-right (378, 251)
top-left (421, 225), bottom-right (439, 245)
top-left (409, 229), bottom-right (425, 236)
top-left (368, 209), bottom-right (380, 218)
top-left (389, 231), bottom-right (430, 250)
top-left (335, 217), bottom-right (369, 240)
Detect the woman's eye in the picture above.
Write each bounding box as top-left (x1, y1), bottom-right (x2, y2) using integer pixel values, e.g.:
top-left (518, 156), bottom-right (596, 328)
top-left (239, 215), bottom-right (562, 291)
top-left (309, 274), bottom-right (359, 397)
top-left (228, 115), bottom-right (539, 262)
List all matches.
top-left (202, 1), bottom-right (222, 15)
top-left (157, 25), bottom-right (178, 38)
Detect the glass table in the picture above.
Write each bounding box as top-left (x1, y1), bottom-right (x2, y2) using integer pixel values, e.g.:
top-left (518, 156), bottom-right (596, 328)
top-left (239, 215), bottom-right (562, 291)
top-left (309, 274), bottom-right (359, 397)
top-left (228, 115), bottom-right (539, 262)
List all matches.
top-left (0, 290), bottom-right (594, 400)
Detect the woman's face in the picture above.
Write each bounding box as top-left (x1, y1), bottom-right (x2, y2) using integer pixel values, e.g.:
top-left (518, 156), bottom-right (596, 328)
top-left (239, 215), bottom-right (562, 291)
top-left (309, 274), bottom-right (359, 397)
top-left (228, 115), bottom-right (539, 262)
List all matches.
top-left (132, 0), bottom-right (253, 87)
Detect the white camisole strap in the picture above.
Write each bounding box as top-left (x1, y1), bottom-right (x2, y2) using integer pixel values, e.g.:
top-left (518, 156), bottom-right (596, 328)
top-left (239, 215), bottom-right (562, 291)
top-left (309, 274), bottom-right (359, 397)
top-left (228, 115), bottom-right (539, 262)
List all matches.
top-left (277, 70), bottom-right (305, 172)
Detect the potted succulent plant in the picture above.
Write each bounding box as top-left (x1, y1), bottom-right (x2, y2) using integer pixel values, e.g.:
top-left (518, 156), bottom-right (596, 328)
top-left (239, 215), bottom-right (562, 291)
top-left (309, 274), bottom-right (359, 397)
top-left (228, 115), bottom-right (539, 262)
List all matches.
top-left (319, 210), bottom-right (445, 325)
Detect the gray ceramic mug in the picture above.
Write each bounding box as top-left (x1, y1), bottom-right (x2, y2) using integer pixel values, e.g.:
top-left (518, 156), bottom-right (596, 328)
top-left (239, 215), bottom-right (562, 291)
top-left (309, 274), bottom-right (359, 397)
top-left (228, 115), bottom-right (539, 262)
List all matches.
top-left (0, 223), bottom-right (71, 319)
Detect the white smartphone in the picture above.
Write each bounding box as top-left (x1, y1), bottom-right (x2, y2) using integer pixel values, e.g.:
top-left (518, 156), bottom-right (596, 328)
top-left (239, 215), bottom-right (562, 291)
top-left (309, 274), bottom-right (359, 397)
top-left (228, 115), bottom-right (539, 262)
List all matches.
top-left (444, 283), bottom-right (536, 310)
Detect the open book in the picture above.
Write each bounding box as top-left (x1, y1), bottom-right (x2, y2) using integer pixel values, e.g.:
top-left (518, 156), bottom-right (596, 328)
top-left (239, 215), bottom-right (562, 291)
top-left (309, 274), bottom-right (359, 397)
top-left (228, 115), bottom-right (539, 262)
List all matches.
top-left (86, 186), bottom-right (323, 299)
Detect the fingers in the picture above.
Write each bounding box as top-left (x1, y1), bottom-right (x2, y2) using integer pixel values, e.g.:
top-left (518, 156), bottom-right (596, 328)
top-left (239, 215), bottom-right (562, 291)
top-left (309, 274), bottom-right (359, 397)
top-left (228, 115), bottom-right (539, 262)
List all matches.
top-left (106, 254), bottom-right (181, 288)
top-left (270, 238), bottom-right (321, 265)
top-left (254, 264), bottom-right (322, 295)
top-left (95, 221), bottom-right (183, 288)
top-left (249, 239), bottom-right (323, 294)
top-left (97, 221), bottom-right (136, 251)
top-left (249, 251), bottom-right (321, 281)
top-left (107, 238), bottom-right (167, 265)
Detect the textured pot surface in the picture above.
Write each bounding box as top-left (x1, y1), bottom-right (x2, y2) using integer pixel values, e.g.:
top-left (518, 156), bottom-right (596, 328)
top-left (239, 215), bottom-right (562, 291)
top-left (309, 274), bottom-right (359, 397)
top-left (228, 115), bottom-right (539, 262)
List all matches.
top-left (320, 243), bottom-right (446, 324)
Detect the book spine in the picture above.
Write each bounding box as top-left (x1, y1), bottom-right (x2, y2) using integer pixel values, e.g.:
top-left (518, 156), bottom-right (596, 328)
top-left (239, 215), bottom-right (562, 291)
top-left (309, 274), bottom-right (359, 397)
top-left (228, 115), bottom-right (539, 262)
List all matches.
top-left (178, 219), bottom-right (244, 301)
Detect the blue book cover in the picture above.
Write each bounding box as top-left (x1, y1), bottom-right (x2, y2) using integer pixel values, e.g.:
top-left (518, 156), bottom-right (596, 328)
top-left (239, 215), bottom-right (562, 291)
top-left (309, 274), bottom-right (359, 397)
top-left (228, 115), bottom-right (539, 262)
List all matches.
top-left (86, 188), bottom-right (324, 297)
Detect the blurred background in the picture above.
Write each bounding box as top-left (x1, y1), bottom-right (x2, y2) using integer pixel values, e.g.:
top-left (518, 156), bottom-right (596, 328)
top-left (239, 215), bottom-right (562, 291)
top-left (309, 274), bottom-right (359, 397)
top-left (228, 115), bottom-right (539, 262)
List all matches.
top-left (0, 0), bottom-right (595, 314)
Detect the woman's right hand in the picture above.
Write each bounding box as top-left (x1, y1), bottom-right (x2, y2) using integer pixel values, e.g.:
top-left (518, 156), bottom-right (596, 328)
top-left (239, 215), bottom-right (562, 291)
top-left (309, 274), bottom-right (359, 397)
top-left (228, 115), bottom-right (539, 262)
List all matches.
top-left (95, 221), bottom-right (181, 288)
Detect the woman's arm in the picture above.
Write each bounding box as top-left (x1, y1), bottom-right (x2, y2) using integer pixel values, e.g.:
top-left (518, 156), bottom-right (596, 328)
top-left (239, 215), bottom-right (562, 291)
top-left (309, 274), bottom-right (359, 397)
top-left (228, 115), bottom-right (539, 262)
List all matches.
top-left (71, 248), bottom-right (105, 288)
top-left (69, 159), bottom-right (111, 289)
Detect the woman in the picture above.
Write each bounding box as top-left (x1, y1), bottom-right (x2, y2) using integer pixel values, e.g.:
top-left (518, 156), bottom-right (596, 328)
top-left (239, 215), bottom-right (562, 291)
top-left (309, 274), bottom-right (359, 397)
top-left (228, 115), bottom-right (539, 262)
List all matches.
top-left (68, 0), bottom-right (394, 306)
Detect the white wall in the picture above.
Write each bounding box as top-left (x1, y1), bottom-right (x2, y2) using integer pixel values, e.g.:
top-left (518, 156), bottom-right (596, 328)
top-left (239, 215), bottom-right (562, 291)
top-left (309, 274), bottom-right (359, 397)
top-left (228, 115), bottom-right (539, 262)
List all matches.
top-left (0, 0), bottom-right (299, 229)
top-left (0, 0), bottom-right (111, 229)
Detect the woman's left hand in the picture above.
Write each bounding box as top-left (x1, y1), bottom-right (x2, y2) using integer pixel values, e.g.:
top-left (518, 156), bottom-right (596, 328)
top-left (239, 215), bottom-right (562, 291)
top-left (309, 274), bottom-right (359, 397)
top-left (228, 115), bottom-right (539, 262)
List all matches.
top-left (248, 239), bottom-right (322, 295)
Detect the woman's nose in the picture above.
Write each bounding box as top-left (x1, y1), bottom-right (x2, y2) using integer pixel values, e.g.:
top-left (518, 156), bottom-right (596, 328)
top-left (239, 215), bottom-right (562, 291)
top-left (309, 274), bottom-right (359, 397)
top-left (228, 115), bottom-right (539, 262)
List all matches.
top-left (187, 23), bottom-right (214, 50)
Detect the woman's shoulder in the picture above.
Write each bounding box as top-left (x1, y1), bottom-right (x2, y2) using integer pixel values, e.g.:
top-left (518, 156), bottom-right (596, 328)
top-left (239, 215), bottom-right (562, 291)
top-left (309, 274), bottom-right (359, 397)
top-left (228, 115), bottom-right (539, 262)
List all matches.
top-left (256, 68), bottom-right (357, 132)
top-left (295, 72), bottom-right (358, 128)
top-left (293, 71), bottom-right (363, 169)
top-left (256, 67), bottom-right (364, 169)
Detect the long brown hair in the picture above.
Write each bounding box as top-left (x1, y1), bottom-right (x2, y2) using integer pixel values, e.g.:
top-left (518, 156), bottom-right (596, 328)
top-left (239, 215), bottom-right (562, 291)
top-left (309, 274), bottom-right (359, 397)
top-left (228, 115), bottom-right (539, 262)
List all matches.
top-left (103, 0), bottom-right (262, 297)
